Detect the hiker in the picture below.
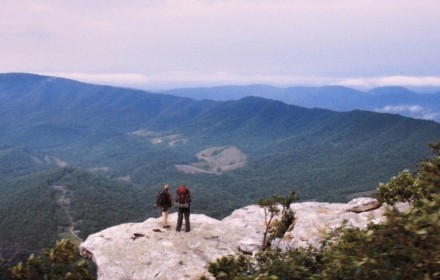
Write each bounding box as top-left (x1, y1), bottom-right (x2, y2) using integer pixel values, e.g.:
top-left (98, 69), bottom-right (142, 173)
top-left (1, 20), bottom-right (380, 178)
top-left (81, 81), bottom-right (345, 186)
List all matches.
top-left (175, 185), bottom-right (192, 232)
top-left (155, 184), bottom-right (173, 228)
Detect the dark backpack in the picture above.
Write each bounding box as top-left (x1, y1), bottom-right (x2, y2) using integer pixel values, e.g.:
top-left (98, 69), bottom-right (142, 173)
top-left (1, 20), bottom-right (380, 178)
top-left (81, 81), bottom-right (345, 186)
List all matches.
top-left (156, 191), bottom-right (167, 207)
top-left (176, 185), bottom-right (190, 204)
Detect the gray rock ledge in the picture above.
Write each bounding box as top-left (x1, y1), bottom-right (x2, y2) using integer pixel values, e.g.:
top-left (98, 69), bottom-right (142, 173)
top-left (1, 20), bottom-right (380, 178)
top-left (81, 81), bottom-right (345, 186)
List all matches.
top-left (80, 199), bottom-right (409, 280)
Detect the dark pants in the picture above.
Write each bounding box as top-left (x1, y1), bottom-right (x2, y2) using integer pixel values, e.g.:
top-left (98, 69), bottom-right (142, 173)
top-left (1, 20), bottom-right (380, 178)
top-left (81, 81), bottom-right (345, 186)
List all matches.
top-left (176, 208), bottom-right (190, 232)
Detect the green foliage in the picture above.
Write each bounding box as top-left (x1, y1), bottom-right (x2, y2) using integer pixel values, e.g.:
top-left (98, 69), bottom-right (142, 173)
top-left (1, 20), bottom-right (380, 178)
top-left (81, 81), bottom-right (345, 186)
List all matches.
top-left (376, 169), bottom-right (417, 205)
top-left (2, 74), bottom-right (440, 275)
top-left (377, 141), bottom-right (440, 206)
top-left (206, 194), bottom-right (440, 280)
top-left (9, 239), bottom-right (95, 280)
top-left (258, 191), bottom-right (297, 250)
top-left (0, 168), bottom-right (149, 263)
top-left (205, 143), bottom-right (440, 280)
top-left (206, 255), bottom-right (254, 280)
top-left (269, 192), bottom-right (297, 241)
top-left (318, 194), bottom-right (440, 279)
top-left (256, 248), bottom-right (322, 280)
top-left (2, 73), bottom-right (440, 208)
top-left (206, 248), bottom-right (322, 280)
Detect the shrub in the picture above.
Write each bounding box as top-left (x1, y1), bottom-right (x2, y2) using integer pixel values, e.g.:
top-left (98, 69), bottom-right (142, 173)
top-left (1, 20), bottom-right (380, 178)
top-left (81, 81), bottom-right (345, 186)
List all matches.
top-left (377, 141), bottom-right (440, 206)
top-left (258, 191), bottom-right (297, 250)
top-left (318, 194), bottom-right (440, 279)
top-left (9, 239), bottom-right (95, 280)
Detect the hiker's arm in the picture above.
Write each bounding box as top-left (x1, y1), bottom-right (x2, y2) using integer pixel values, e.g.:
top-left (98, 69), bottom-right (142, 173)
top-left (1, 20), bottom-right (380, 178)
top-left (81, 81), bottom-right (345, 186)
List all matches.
top-left (187, 191), bottom-right (192, 203)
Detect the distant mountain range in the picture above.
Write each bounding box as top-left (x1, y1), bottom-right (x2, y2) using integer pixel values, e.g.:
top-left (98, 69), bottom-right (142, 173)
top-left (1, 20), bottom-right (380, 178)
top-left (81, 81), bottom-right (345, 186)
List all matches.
top-left (161, 85), bottom-right (440, 122)
top-left (1, 73), bottom-right (440, 260)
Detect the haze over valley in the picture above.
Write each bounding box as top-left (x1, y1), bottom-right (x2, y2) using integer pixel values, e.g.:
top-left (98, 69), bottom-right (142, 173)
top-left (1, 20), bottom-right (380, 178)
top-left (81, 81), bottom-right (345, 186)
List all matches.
top-left (1, 73), bottom-right (439, 263)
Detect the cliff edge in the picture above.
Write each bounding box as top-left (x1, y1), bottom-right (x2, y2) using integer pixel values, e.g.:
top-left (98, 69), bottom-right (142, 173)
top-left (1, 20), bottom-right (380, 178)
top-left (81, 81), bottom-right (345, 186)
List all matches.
top-left (79, 198), bottom-right (408, 280)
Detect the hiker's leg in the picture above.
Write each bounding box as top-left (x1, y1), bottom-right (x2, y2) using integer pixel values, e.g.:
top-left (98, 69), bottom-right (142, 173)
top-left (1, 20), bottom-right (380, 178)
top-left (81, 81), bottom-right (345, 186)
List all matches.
top-left (176, 210), bottom-right (183, 231)
top-left (184, 209), bottom-right (190, 232)
top-left (163, 210), bottom-right (169, 226)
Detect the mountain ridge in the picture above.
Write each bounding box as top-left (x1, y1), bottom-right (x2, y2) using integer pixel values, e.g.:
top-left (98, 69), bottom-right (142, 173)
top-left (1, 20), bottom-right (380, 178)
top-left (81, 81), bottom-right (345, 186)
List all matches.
top-left (1, 73), bottom-right (439, 192)
top-left (161, 83), bottom-right (440, 122)
top-left (1, 72), bottom-right (440, 262)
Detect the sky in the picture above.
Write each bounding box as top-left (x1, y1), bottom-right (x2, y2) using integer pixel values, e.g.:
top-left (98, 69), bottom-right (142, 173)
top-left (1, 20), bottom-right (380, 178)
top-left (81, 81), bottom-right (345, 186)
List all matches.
top-left (1, 0), bottom-right (440, 90)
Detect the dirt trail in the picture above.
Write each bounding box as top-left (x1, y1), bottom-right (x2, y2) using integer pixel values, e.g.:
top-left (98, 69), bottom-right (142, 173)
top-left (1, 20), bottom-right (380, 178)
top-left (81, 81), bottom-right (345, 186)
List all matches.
top-left (51, 185), bottom-right (82, 242)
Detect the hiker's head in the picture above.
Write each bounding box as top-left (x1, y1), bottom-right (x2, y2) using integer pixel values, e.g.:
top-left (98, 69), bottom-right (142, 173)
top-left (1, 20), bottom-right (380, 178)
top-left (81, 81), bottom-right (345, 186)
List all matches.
top-left (164, 184), bottom-right (170, 190)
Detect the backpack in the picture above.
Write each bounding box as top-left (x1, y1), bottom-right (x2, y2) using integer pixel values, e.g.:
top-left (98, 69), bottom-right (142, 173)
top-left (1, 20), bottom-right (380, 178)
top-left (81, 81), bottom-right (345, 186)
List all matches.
top-left (156, 191), bottom-right (167, 207)
top-left (176, 185), bottom-right (190, 207)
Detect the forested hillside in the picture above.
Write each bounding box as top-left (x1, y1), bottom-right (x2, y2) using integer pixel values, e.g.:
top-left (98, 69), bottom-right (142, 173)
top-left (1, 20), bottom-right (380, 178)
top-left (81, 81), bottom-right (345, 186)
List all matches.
top-left (0, 168), bottom-right (147, 262)
top-left (162, 85), bottom-right (440, 122)
top-left (1, 73), bottom-right (440, 262)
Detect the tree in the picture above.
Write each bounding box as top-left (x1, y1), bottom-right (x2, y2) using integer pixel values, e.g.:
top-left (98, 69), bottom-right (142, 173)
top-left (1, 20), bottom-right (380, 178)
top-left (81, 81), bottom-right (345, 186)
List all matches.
top-left (9, 239), bottom-right (95, 280)
top-left (258, 191), bottom-right (297, 250)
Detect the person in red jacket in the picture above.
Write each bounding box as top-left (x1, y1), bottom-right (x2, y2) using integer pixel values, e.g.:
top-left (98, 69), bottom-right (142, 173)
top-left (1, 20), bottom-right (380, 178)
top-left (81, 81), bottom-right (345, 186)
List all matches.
top-left (175, 185), bottom-right (192, 232)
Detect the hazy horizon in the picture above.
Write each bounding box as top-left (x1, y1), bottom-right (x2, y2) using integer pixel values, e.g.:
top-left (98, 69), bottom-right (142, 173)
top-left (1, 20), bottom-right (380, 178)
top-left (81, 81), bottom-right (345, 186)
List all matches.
top-left (1, 1), bottom-right (440, 91)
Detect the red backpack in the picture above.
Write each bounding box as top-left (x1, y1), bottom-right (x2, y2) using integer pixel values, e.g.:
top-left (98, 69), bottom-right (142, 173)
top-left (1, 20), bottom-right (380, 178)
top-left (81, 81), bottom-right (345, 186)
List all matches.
top-left (176, 185), bottom-right (190, 205)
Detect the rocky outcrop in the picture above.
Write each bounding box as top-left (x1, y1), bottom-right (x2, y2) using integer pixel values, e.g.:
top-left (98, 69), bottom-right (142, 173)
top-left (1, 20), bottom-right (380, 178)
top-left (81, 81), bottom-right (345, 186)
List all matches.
top-left (345, 197), bottom-right (381, 213)
top-left (274, 198), bottom-right (407, 250)
top-left (79, 198), bottom-right (409, 280)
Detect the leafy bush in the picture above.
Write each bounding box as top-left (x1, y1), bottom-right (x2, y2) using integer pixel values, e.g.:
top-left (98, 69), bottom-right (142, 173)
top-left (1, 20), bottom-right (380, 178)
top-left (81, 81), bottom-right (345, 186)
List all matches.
top-left (318, 194), bottom-right (439, 279)
top-left (203, 255), bottom-right (254, 280)
top-left (205, 248), bottom-right (321, 280)
top-left (377, 141), bottom-right (440, 206)
top-left (9, 239), bottom-right (95, 280)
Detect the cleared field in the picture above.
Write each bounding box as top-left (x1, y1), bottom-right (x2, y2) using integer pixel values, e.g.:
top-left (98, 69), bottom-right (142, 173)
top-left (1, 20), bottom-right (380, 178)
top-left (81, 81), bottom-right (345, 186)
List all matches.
top-left (175, 145), bottom-right (247, 174)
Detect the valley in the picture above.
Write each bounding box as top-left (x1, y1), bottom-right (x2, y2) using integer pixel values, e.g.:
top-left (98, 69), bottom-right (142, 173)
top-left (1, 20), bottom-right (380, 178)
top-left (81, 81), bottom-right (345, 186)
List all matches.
top-left (51, 185), bottom-right (83, 245)
top-left (1, 73), bottom-right (440, 263)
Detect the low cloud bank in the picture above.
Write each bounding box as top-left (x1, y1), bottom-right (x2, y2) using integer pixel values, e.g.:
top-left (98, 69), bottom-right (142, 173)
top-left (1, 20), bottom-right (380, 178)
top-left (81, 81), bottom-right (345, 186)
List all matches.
top-left (375, 104), bottom-right (440, 121)
top-left (44, 72), bottom-right (440, 91)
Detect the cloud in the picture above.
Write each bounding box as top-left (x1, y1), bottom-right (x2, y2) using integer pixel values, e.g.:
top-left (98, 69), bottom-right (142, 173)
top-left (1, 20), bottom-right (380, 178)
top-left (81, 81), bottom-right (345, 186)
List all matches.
top-left (2, 0), bottom-right (440, 82)
top-left (376, 105), bottom-right (424, 114)
top-left (375, 104), bottom-right (439, 121)
top-left (46, 72), bottom-right (440, 91)
top-left (338, 76), bottom-right (440, 89)
top-left (44, 71), bottom-right (331, 89)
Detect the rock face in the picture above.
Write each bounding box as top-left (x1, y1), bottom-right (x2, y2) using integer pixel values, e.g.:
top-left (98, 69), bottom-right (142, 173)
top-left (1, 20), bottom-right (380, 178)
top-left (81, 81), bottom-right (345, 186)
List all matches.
top-left (80, 199), bottom-right (408, 280)
top-left (345, 197), bottom-right (381, 213)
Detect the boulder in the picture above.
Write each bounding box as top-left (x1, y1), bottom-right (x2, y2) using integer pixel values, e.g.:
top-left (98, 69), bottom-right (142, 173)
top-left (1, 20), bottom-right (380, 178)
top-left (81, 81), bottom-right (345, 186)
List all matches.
top-left (273, 199), bottom-right (409, 250)
top-left (344, 197), bottom-right (381, 213)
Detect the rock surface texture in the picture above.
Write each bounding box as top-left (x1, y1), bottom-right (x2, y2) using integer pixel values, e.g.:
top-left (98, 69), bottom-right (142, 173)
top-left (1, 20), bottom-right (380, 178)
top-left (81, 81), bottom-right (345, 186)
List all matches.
top-left (80, 198), bottom-right (408, 280)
